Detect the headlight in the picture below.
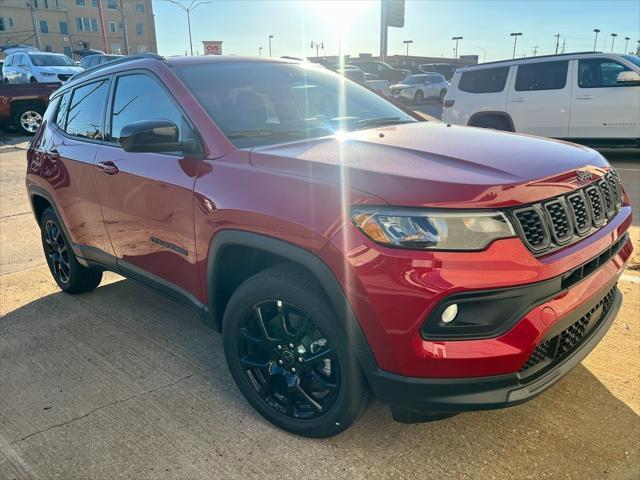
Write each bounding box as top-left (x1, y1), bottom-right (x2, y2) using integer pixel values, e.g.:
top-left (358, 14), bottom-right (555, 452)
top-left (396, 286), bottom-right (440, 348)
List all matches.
top-left (350, 206), bottom-right (516, 250)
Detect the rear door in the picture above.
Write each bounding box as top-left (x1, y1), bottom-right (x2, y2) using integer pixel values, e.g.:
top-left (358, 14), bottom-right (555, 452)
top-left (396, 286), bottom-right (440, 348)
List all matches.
top-left (568, 57), bottom-right (640, 140)
top-left (507, 59), bottom-right (571, 137)
top-left (43, 78), bottom-right (115, 254)
top-left (93, 71), bottom-right (203, 299)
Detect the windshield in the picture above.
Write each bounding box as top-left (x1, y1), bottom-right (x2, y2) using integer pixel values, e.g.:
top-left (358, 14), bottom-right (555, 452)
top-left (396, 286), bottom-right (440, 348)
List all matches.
top-left (29, 54), bottom-right (76, 67)
top-left (621, 54), bottom-right (640, 68)
top-left (403, 75), bottom-right (427, 84)
top-left (176, 62), bottom-right (417, 148)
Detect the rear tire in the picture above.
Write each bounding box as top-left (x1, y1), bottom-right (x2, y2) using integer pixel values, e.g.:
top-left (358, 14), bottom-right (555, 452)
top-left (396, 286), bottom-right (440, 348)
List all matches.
top-left (222, 264), bottom-right (369, 437)
top-left (469, 114), bottom-right (513, 132)
top-left (40, 208), bottom-right (102, 294)
top-left (29, 77), bottom-right (38, 83)
top-left (12, 103), bottom-right (44, 135)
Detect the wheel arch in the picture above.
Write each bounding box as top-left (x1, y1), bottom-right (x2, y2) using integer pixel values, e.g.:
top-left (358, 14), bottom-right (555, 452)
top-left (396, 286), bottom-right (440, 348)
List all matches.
top-left (467, 111), bottom-right (515, 131)
top-left (206, 230), bottom-right (378, 371)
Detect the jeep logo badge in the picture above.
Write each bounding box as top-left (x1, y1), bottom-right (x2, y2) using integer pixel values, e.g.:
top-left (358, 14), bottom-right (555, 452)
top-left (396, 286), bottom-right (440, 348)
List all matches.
top-left (576, 170), bottom-right (593, 183)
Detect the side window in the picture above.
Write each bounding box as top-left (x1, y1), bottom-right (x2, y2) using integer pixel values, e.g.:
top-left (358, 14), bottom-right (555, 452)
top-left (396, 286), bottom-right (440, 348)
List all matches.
top-left (66, 79), bottom-right (109, 140)
top-left (458, 67), bottom-right (510, 93)
top-left (54, 91), bottom-right (71, 130)
top-left (578, 59), bottom-right (631, 88)
top-left (515, 61), bottom-right (568, 91)
top-left (110, 73), bottom-right (193, 143)
top-left (5, 55), bottom-right (12, 67)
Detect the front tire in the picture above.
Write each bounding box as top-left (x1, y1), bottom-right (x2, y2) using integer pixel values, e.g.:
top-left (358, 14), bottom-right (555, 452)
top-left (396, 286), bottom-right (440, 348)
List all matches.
top-left (414, 90), bottom-right (424, 104)
top-left (40, 208), bottom-right (102, 293)
top-left (222, 264), bottom-right (369, 437)
top-left (13, 103), bottom-right (44, 135)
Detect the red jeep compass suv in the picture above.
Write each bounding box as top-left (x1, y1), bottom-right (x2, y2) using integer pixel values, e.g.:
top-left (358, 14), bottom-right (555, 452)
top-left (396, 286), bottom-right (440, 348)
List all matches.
top-left (27, 54), bottom-right (633, 437)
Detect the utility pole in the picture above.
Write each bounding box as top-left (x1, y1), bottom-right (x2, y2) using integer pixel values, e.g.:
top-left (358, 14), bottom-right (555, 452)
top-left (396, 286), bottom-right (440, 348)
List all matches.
top-left (310, 41), bottom-right (323, 59)
top-left (554, 33), bottom-right (560, 54)
top-left (258, 47), bottom-right (263, 56)
top-left (624, 37), bottom-right (630, 53)
top-left (118, 0), bottom-right (129, 54)
top-left (451, 36), bottom-right (463, 59)
top-left (268, 34), bottom-right (274, 56)
top-left (610, 33), bottom-right (617, 53)
top-left (167, 1), bottom-right (212, 56)
top-left (28, 1), bottom-right (42, 50)
top-left (380, 0), bottom-right (388, 62)
top-left (96, 0), bottom-right (108, 53)
top-left (510, 32), bottom-right (522, 59)
top-left (532, 45), bottom-right (538, 56)
top-left (593, 29), bottom-right (600, 51)
top-left (403, 39), bottom-right (413, 56)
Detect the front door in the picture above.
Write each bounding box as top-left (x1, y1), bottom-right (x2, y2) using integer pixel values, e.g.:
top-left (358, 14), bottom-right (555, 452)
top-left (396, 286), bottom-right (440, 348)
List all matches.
top-left (93, 72), bottom-right (203, 300)
top-left (569, 57), bottom-right (640, 140)
top-left (507, 59), bottom-right (572, 137)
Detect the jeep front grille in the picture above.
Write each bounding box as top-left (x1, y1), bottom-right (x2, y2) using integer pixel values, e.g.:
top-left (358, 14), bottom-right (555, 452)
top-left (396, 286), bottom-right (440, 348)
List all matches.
top-left (511, 171), bottom-right (623, 255)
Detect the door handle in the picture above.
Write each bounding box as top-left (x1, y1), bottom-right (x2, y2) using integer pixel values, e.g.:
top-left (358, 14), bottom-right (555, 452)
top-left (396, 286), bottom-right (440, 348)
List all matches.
top-left (511, 98), bottom-right (526, 103)
top-left (576, 95), bottom-right (593, 100)
top-left (96, 161), bottom-right (119, 175)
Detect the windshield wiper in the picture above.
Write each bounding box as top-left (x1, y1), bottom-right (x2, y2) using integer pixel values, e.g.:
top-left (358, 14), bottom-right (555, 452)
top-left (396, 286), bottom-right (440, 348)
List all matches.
top-left (352, 117), bottom-right (416, 130)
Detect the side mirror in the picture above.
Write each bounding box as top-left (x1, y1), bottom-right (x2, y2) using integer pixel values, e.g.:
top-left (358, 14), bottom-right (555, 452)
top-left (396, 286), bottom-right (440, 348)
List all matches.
top-left (119, 120), bottom-right (184, 153)
top-left (616, 71), bottom-right (640, 84)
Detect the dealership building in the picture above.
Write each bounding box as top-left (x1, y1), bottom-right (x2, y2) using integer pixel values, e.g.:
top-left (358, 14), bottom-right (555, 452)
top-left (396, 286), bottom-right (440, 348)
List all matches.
top-left (0, 0), bottom-right (157, 58)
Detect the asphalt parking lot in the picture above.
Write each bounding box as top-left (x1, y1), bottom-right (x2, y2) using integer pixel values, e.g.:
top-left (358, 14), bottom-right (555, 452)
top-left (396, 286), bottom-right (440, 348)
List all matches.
top-left (1, 133), bottom-right (639, 480)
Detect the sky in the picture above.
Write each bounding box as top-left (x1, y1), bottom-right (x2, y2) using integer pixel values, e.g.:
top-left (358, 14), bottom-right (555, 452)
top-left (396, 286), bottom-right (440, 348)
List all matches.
top-left (152, 0), bottom-right (640, 62)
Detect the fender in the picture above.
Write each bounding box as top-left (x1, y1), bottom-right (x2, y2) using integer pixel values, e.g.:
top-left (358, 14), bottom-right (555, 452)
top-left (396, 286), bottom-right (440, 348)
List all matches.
top-left (206, 230), bottom-right (379, 374)
top-left (468, 111), bottom-right (515, 131)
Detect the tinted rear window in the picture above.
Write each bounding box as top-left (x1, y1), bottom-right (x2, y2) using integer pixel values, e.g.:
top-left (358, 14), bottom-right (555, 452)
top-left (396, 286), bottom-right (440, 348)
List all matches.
top-left (458, 67), bottom-right (510, 93)
top-left (515, 61), bottom-right (568, 91)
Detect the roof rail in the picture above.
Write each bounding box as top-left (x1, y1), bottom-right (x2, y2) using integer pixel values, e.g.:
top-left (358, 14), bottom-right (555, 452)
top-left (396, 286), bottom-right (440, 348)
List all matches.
top-left (466, 51), bottom-right (604, 68)
top-left (68, 53), bottom-right (165, 83)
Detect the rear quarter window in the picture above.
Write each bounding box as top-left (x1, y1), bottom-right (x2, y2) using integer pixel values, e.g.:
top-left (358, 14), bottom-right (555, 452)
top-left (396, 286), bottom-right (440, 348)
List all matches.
top-left (515, 61), bottom-right (568, 91)
top-left (458, 67), bottom-right (510, 93)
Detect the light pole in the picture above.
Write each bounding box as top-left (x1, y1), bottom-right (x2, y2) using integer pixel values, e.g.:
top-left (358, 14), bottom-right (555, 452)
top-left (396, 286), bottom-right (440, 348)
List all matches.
top-left (510, 32), bottom-right (522, 59)
top-left (451, 36), bottom-right (463, 59)
top-left (167, 0), bottom-right (212, 56)
top-left (268, 35), bottom-right (274, 56)
top-left (403, 40), bottom-right (413, 56)
top-left (610, 33), bottom-right (617, 53)
top-left (593, 29), bottom-right (600, 51)
top-left (624, 36), bottom-right (631, 53)
top-left (310, 41), bottom-right (324, 59)
top-left (258, 46), bottom-right (263, 56)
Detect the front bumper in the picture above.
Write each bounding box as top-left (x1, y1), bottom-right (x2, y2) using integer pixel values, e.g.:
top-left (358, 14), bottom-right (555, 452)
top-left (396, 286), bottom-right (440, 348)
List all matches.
top-left (367, 283), bottom-right (622, 414)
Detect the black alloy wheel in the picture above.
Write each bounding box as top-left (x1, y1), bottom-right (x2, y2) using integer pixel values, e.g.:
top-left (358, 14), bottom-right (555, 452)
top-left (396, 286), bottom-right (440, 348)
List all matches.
top-left (238, 299), bottom-right (340, 420)
top-left (43, 219), bottom-right (71, 285)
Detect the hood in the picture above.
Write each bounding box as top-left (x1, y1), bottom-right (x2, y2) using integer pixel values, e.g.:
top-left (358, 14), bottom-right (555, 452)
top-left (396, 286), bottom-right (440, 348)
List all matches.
top-left (38, 66), bottom-right (83, 74)
top-left (391, 83), bottom-right (415, 89)
top-left (249, 122), bottom-right (609, 208)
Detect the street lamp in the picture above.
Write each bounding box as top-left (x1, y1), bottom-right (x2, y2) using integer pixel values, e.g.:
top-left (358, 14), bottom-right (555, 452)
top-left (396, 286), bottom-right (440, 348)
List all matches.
top-left (593, 29), bottom-right (600, 51)
top-left (624, 36), bottom-right (631, 53)
top-left (610, 33), bottom-right (617, 53)
top-left (268, 35), bottom-right (274, 57)
top-left (510, 32), bottom-right (523, 59)
top-left (310, 41), bottom-right (324, 59)
top-left (167, 0), bottom-right (212, 56)
top-left (403, 40), bottom-right (413, 56)
top-left (451, 36), bottom-right (463, 59)
top-left (258, 46), bottom-right (263, 56)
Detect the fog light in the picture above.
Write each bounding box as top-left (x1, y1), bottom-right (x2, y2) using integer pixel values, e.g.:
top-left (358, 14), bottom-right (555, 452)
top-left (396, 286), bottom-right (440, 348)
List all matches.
top-left (441, 304), bottom-right (458, 324)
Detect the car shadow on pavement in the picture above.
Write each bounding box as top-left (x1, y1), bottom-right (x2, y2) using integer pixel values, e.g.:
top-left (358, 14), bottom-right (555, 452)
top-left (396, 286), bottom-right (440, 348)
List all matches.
top-left (1, 277), bottom-right (638, 479)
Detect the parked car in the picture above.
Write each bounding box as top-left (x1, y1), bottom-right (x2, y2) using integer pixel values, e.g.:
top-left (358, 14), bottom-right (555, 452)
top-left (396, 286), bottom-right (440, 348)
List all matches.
top-left (419, 63), bottom-right (457, 80)
top-left (329, 64), bottom-right (390, 95)
top-left (0, 82), bottom-right (60, 134)
top-left (3, 50), bottom-right (82, 84)
top-left (389, 73), bottom-right (449, 103)
top-left (442, 52), bottom-right (640, 148)
top-left (348, 59), bottom-right (411, 83)
top-left (26, 54), bottom-right (632, 437)
top-left (79, 54), bottom-right (125, 69)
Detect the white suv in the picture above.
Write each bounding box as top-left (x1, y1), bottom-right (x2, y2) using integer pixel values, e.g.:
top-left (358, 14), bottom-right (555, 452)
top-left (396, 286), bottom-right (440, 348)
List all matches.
top-left (442, 52), bottom-right (640, 148)
top-left (3, 50), bottom-right (82, 84)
